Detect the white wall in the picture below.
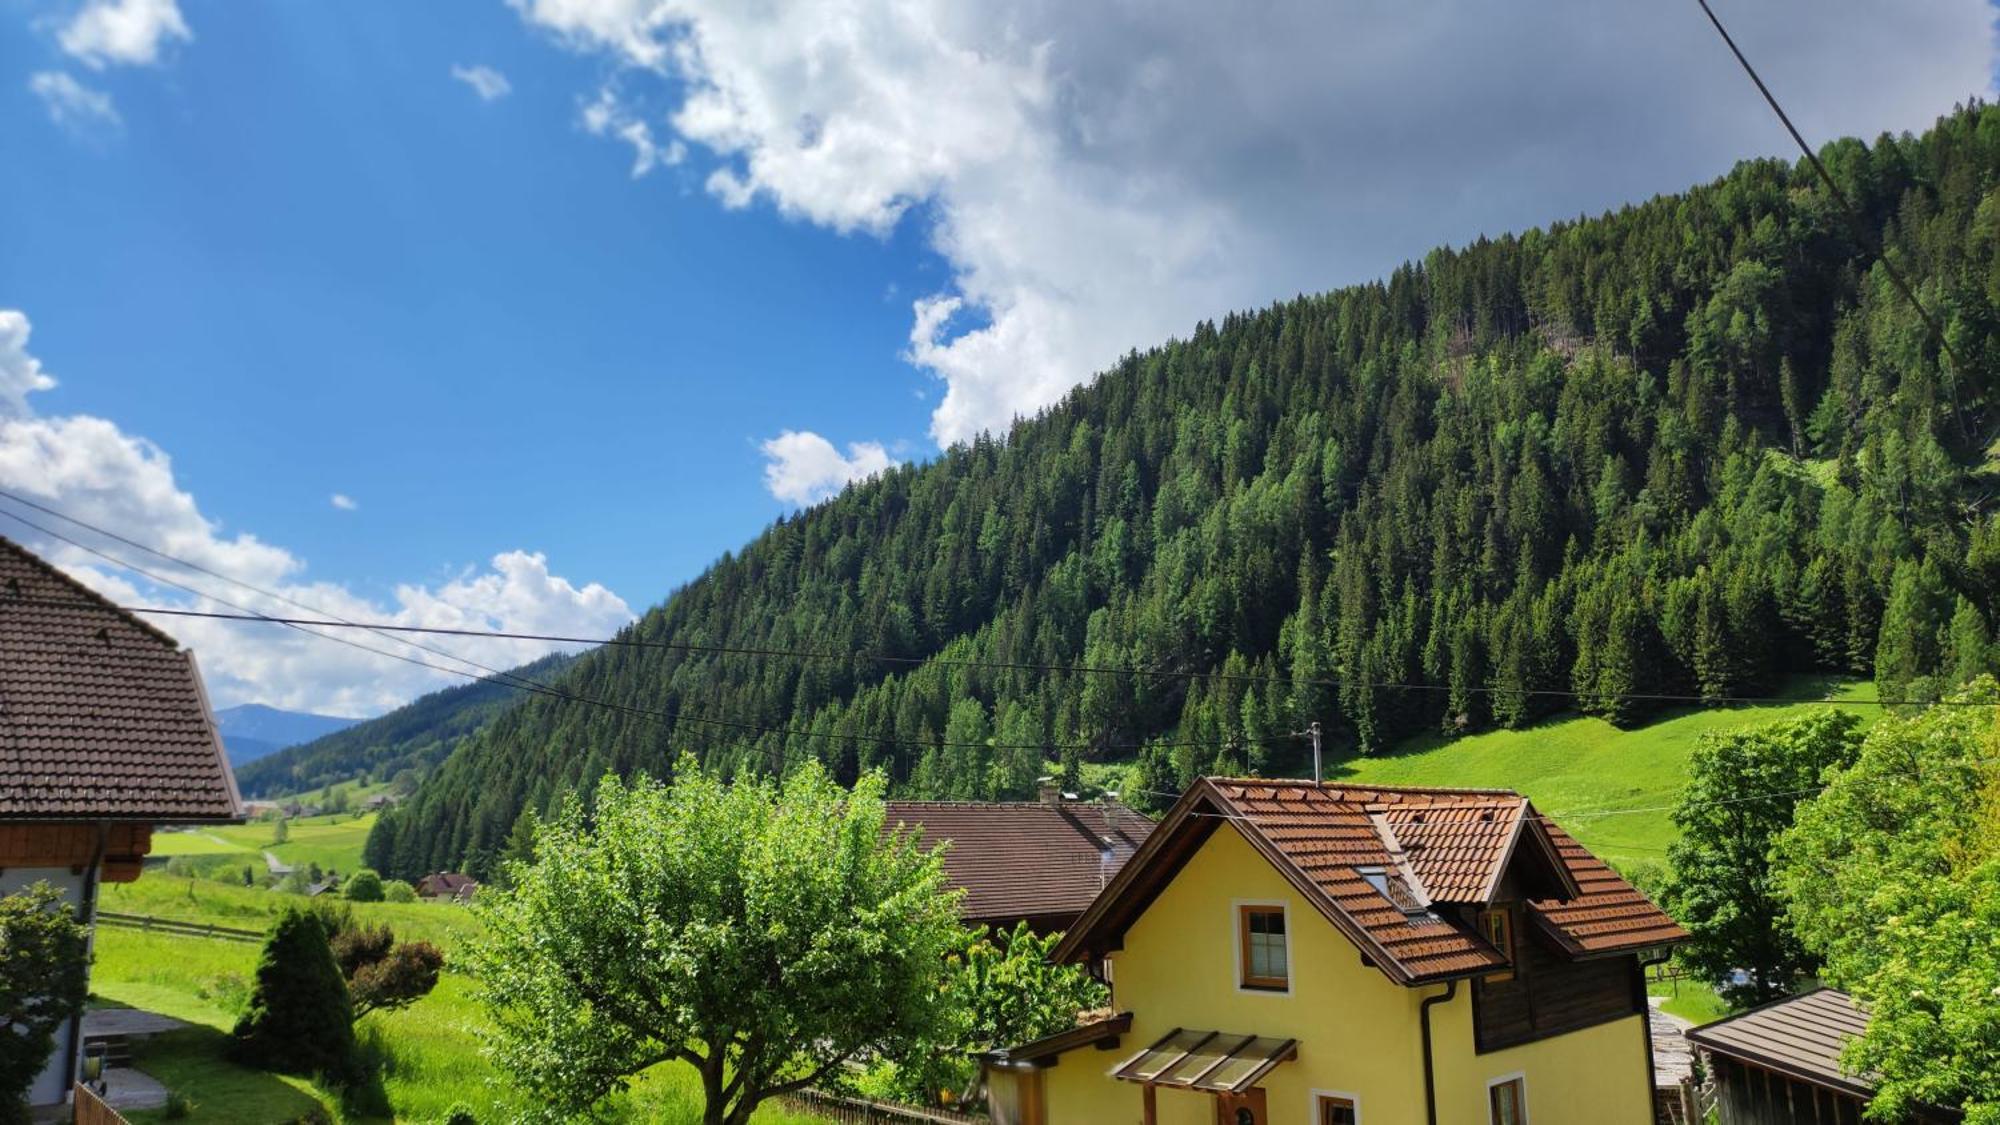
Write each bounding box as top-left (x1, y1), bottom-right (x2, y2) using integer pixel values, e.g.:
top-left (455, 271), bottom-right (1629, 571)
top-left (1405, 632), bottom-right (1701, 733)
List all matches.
top-left (1, 866), bottom-right (93, 1108)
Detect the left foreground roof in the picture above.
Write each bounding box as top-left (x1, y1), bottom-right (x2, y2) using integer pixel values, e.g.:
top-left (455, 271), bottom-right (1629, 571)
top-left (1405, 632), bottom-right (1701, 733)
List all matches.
top-left (0, 535), bottom-right (241, 821)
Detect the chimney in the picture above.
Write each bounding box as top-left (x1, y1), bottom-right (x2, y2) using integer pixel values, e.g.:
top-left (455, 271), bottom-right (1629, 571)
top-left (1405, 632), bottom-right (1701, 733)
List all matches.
top-left (1037, 776), bottom-right (1061, 806)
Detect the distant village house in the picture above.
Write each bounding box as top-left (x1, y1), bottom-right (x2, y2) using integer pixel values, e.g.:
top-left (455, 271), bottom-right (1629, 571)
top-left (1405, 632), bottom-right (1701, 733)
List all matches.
top-left (0, 536), bottom-right (243, 1111)
top-left (885, 780), bottom-right (1154, 934)
top-left (416, 871), bottom-right (479, 902)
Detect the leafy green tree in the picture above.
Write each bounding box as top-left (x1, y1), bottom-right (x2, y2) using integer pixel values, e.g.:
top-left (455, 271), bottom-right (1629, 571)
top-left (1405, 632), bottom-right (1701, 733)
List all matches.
top-left (0, 884), bottom-right (89, 1125)
top-left (1776, 680), bottom-right (2000, 1123)
top-left (871, 923), bottom-right (1109, 1108)
top-left (381, 879), bottom-right (417, 903)
top-left (1662, 711), bottom-right (1863, 1005)
top-left (271, 817), bottom-right (290, 846)
top-left (467, 761), bottom-right (964, 1125)
top-left (343, 869), bottom-right (384, 902)
top-left (230, 909), bottom-right (358, 1083)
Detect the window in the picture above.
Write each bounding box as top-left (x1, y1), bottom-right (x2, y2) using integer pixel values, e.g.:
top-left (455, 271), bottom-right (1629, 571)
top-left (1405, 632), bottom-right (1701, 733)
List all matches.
top-left (1488, 1076), bottom-right (1527, 1125)
top-left (1315, 1093), bottom-right (1358, 1125)
top-left (1237, 904), bottom-right (1289, 990)
top-left (1479, 907), bottom-right (1515, 982)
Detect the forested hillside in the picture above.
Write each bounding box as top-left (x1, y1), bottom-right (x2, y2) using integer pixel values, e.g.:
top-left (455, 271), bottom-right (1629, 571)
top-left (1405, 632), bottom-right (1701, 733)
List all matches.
top-left (236, 652), bottom-right (574, 798)
top-left (371, 104), bottom-right (2000, 881)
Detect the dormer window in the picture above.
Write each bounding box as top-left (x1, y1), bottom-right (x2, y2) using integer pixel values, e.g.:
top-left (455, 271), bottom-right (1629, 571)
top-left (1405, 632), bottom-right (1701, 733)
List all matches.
top-left (1236, 903), bottom-right (1290, 991)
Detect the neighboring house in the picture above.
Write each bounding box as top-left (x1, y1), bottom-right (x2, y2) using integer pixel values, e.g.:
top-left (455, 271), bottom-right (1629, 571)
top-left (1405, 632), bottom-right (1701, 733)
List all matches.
top-left (886, 785), bottom-right (1155, 933)
top-left (1685, 988), bottom-right (1959, 1125)
top-left (980, 778), bottom-right (1685, 1125)
top-left (0, 536), bottom-right (243, 1110)
top-left (416, 871), bottom-right (479, 901)
top-left (361, 793), bottom-right (398, 812)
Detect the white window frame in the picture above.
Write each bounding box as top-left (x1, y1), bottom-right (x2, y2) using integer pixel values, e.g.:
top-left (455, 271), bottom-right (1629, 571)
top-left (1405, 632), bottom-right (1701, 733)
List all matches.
top-left (1231, 897), bottom-right (1293, 996)
top-left (1308, 1087), bottom-right (1362, 1125)
top-left (1486, 1071), bottom-right (1529, 1124)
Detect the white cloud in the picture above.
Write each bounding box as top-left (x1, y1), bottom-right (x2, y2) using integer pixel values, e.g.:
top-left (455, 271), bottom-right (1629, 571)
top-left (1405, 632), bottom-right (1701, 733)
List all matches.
top-left (580, 85), bottom-right (683, 176)
top-left (0, 311), bottom-right (58, 416)
top-left (330, 493), bottom-right (358, 511)
top-left (59, 0), bottom-right (190, 69)
top-left (28, 71), bottom-right (120, 135)
top-left (452, 63), bottom-right (513, 101)
top-left (759, 430), bottom-right (894, 506)
top-left (511, 0), bottom-right (1998, 447)
top-left (0, 310), bottom-right (634, 714)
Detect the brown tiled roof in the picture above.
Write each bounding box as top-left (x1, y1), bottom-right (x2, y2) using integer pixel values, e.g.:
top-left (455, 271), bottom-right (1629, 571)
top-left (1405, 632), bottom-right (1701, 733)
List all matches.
top-left (1054, 777), bottom-right (1683, 986)
top-left (0, 536), bottom-right (241, 821)
top-left (885, 800), bottom-right (1155, 927)
top-left (1528, 821), bottom-right (1688, 956)
top-left (1685, 988), bottom-right (1874, 1097)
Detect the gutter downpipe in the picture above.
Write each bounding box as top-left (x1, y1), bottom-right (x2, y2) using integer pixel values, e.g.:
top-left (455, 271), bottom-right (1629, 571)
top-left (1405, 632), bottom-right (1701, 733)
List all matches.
top-left (64, 822), bottom-right (109, 1095)
top-left (1420, 979), bottom-right (1458, 1125)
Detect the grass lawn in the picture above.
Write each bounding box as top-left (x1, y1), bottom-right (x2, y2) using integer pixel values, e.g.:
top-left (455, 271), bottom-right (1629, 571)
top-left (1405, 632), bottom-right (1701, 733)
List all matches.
top-left (1647, 976), bottom-right (1732, 1026)
top-left (92, 880), bottom-right (829, 1123)
top-left (1323, 675), bottom-right (1879, 868)
top-left (149, 832), bottom-right (247, 858)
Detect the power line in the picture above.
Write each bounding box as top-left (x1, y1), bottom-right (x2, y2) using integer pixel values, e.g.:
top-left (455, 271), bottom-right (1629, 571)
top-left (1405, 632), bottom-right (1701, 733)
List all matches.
top-left (0, 507), bottom-right (1226, 756)
top-left (8, 591), bottom-right (1997, 711)
top-left (8, 492), bottom-right (1994, 712)
top-left (1691, 0), bottom-right (1963, 372)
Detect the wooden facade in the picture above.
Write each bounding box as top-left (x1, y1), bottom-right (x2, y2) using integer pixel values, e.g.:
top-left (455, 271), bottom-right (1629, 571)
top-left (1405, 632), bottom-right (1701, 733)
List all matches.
top-left (0, 823), bottom-right (152, 883)
top-left (1470, 902), bottom-right (1646, 1053)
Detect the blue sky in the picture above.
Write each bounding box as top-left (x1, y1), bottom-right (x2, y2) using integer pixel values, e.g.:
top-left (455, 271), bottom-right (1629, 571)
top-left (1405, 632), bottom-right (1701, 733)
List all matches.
top-left (1, 0), bottom-right (1993, 714)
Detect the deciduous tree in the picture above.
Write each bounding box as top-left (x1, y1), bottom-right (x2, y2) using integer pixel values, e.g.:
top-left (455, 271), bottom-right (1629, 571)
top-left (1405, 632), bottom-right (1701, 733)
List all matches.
top-left (468, 760), bottom-right (964, 1125)
top-left (0, 884), bottom-right (88, 1125)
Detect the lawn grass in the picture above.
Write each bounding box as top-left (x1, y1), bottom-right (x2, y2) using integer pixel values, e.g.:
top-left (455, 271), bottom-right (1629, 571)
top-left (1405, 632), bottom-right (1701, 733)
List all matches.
top-left (148, 811), bottom-right (379, 876)
top-left (1647, 976), bottom-right (1732, 1026)
top-left (92, 881), bottom-right (829, 1122)
top-left (1323, 675), bottom-right (1879, 868)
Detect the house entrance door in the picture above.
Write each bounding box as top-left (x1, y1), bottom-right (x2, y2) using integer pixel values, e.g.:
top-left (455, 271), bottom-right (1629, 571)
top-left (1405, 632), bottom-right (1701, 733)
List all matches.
top-left (1213, 1087), bottom-right (1267, 1125)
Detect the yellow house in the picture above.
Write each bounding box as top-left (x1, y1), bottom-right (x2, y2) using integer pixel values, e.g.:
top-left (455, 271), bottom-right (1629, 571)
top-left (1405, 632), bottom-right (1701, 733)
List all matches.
top-left (980, 778), bottom-right (1685, 1125)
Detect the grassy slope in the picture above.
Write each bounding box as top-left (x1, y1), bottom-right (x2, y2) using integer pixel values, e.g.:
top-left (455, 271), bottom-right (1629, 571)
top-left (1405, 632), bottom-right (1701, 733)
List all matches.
top-left (150, 810), bottom-right (379, 876)
top-left (92, 878), bottom-right (826, 1123)
top-left (1323, 676), bottom-right (1879, 868)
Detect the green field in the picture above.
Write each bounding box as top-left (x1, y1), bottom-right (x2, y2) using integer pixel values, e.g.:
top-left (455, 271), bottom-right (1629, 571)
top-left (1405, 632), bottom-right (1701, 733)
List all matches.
top-left (150, 809), bottom-right (378, 877)
top-left (1324, 676), bottom-right (1879, 868)
top-left (93, 876), bottom-right (829, 1123)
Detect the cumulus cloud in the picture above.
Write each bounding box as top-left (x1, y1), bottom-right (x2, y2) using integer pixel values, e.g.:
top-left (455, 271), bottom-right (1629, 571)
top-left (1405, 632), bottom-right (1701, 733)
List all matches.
top-left (452, 63), bottom-right (513, 101)
top-left (759, 430), bottom-right (895, 506)
top-left (510, 0), bottom-right (1998, 447)
top-left (0, 310), bottom-right (633, 714)
top-left (581, 85), bottom-right (683, 176)
top-left (28, 71), bottom-right (120, 135)
top-left (330, 493), bottom-right (358, 511)
top-left (59, 0), bottom-right (190, 69)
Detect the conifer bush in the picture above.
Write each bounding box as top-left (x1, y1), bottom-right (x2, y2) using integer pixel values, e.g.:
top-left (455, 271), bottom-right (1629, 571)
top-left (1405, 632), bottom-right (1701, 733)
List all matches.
top-left (229, 909), bottom-right (357, 1082)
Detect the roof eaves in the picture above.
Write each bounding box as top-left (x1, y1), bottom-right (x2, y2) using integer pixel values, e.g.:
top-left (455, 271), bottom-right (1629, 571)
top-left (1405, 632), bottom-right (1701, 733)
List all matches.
top-left (185, 649), bottom-right (247, 823)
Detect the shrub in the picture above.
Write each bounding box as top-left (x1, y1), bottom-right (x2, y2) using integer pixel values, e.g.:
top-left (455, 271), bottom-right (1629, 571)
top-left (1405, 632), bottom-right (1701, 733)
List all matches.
top-left (381, 880), bottom-right (417, 903)
top-left (162, 1091), bottom-right (193, 1120)
top-left (440, 1103), bottom-right (477, 1125)
top-left (329, 923), bottom-right (393, 979)
top-left (0, 884), bottom-right (89, 1125)
top-left (229, 909), bottom-right (357, 1083)
top-left (343, 870), bottom-right (384, 902)
top-left (350, 942), bottom-right (444, 1017)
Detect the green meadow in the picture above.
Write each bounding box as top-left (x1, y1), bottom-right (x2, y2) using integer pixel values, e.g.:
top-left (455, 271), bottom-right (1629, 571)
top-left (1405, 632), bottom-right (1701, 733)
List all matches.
top-left (92, 875), bottom-right (830, 1124)
top-left (1325, 675), bottom-right (1879, 868)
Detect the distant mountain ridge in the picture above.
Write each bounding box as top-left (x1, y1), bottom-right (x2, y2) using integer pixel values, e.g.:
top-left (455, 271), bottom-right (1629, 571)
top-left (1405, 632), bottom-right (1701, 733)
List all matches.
top-left (214, 704), bottom-right (361, 766)
top-left (232, 652), bottom-right (578, 798)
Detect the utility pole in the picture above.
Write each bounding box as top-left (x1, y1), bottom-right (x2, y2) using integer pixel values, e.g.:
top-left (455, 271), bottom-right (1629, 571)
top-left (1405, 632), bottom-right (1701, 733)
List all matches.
top-left (1296, 721), bottom-right (1323, 786)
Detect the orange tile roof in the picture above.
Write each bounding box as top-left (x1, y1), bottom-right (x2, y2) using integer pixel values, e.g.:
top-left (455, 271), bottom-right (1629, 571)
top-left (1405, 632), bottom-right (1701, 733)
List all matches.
top-left (0, 536), bottom-right (241, 822)
top-left (1054, 777), bottom-right (1683, 985)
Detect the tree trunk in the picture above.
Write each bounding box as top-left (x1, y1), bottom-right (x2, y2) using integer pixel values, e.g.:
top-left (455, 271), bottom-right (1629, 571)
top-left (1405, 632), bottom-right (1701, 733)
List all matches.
top-left (701, 1054), bottom-right (729, 1125)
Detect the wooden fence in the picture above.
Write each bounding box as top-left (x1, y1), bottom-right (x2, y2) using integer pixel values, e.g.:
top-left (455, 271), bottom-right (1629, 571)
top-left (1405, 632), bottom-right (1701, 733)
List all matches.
top-left (72, 1083), bottom-right (127, 1125)
top-left (95, 911), bottom-right (264, 943)
top-left (774, 1089), bottom-right (984, 1125)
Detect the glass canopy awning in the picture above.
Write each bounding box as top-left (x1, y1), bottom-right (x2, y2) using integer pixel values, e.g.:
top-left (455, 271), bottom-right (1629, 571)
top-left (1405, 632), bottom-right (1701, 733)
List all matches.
top-left (1111, 1028), bottom-right (1299, 1094)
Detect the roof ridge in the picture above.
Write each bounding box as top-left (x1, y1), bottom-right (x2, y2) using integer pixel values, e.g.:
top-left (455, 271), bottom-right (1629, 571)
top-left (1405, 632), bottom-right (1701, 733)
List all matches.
top-left (1209, 776), bottom-right (1524, 798)
top-left (0, 533), bottom-right (185, 650)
